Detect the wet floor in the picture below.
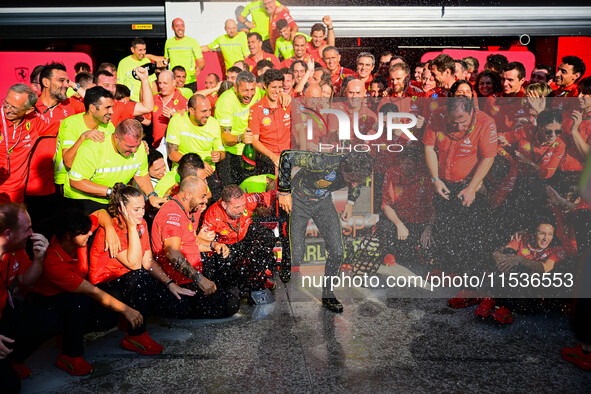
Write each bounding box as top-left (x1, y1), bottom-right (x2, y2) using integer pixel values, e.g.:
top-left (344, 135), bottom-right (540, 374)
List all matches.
top-left (21, 267), bottom-right (591, 393)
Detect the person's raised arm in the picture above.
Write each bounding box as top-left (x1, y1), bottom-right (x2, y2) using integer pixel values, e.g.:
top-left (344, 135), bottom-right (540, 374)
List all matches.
top-left (133, 67), bottom-right (155, 116)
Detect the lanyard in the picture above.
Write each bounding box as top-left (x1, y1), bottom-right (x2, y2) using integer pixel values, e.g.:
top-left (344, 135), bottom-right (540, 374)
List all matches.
top-left (171, 197), bottom-right (195, 231)
top-left (531, 141), bottom-right (558, 165)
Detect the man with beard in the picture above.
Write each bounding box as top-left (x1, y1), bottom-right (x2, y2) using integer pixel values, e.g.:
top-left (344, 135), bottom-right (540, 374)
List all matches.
top-left (429, 54), bottom-right (457, 96)
top-left (26, 63), bottom-right (76, 225)
top-left (215, 71), bottom-right (263, 186)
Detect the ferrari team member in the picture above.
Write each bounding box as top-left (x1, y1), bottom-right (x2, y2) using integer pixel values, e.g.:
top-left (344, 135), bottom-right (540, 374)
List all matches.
top-left (171, 66), bottom-right (195, 99)
top-left (249, 69), bottom-right (291, 175)
top-left (423, 96), bottom-right (497, 274)
top-left (202, 184), bottom-right (277, 298)
top-left (164, 18), bottom-right (205, 92)
top-left (215, 70), bottom-right (263, 186)
top-left (151, 176), bottom-right (240, 318)
top-left (354, 52), bottom-right (375, 93)
top-left (429, 54), bottom-right (457, 95)
top-left (201, 19), bottom-right (249, 71)
top-left (0, 84), bottom-right (59, 204)
top-left (151, 70), bottom-right (188, 152)
top-left (280, 34), bottom-right (313, 69)
top-left (53, 87), bottom-right (115, 196)
top-left (277, 151), bottom-right (373, 313)
top-left (167, 94), bottom-right (225, 202)
top-left (553, 56), bottom-right (586, 99)
top-left (264, 0), bottom-right (298, 52)
top-left (306, 16), bottom-right (335, 64)
top-left (322, 46), bottom-right (355, 93)
top-left (484, 62), bottom-right (527, 134)
top-left (94, 68), bottom-right (155, 127)
top-left (26, 63), bottom-right (76, 226)
top-left (117, 38), bottom-right (158, 102)
top-left (244, 32), bottom-right (281, 74)
top-left (559, 77), bottom-right (591, 174)
top-left (238, 0), bottom-right (283, 44)
top-left (64, 119), bottom-right (166, 214)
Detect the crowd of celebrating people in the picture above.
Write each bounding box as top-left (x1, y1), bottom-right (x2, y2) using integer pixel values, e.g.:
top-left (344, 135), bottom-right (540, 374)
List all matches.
top-left (1, 0), bottom-right (591, 390)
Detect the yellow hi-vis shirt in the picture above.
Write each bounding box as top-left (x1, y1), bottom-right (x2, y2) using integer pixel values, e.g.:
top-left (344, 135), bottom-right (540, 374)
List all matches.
top-left (214, 87), bottom-right (264, 156)
top-left (208, 32), bottom-right (250, 70)
top-left (117, 56), bottom-right (157, 102)
top-left (164, 36), bottom-right (203, 85)
top-left (65, 135), bottom-right (148, 204)
top-left (54, 113), bottom-right (115, 185)
top-left (166, 112), bottom-right (225, 170)
top-left (240, 0), bottom-right (282, 41)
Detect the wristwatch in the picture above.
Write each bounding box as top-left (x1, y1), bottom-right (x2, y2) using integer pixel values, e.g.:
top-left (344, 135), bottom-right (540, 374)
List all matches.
top-left (147, 191), bottom-right (158, 199)
top-left (431, 176), bottom-right (440, 183)
top-left (106, 187), bottom-right (113, 197)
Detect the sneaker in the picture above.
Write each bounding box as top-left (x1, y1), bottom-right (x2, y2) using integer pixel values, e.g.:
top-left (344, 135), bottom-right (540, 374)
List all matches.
top-left (475, 298), bottom-right (496, 318)
top-left (121, 332), bottom-right (163, 356)
top-left (561, 344), bottom-right (591, 371)
top-left (448, 290), bottom-right (482, 309)
top-left (322, 297), bottom-right (344, 313)
top-left (492, 306), bottom-right (514, 324)
top-left (56, 354), bottom-right (94, 376)
top-left (10, 362), bottom-right (32, 379)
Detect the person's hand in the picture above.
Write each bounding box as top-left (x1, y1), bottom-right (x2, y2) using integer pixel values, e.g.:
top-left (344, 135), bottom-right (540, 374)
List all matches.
top-left (211, 150), bottom-right (221, 163)
top-left (515, 151), bottom-right (537, 170)
top-left (120, 201), bottom-right (138, 226)
top-left (420, 225), bottom-right (433, 248)
top-left (213, 242), bottom-right (229, 258)
top-left (30, 233), bottom-right (49, 261)
top-left (163, 106), bottom-right (177, 119)
top-left (571, 110), bottom-right (583, 130)
top-left (545, 185), bottom-right (563, 207)
top-left (197, 276), bottom-right (217, 295)
top-left (414, 115), bottom-right (425, 129)
top-left (105, 226), bottom-right (121, 258)
top-left (279, 93), bottom-right (291, 109)
top-left (123, 307), bottom-right (143, 329)
top-left (243, 130), bottom-right (253, 144)
top-left (526, 92), bottom-right (546, 116)
top-left (148, 195), bottom-right (167, 209)
top-left (198, 226), bottom-right (215, 242)
top-left (0, 335), bottom-right (14, 359)
top-left (143, 140), bottom-right (150, 155)
top-left (457, 185), bottom-right (476, 207)
top-left (498, 134), bottom-right (510, 146)
top-left (340, 203), bottom-right (353, 222)
top-left (134, 66), bottom-right (149, 81)
top-left (395, 222), bottom-right (409, 240)
top-left (83, 129), bottom-right (105, 143)
top-left (434, 179), bottom-right (450, 200)
top-left (271, 154), bottom-right (280, 167)
top-left (204, 162), bottom-right (214, 177)
top-left (168, 283), bottom-right (196, 300)
top-left (278, 193), bottom-right (292, 214)
top-left (322, 15), bottom-right (333, 28)
top-left (307, 58), bottom-right (315, 73)
top-left (497, 255), bottom-right (520, 273)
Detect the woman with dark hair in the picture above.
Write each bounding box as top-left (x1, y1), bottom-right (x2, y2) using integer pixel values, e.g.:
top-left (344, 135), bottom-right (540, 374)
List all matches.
top-left (27, 209), bottom-right (141, 376)
top-left (475, 69), bottom-right (502, 98)
top-left (449, 79), bottom-right (479, 109)
top-left (89, 184), bottom-right (194, 356)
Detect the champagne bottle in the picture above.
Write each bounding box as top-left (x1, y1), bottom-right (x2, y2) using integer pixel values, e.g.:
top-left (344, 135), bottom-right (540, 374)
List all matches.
top-left (242, 142), bottom-right (256, 172)
top-left (132, 62), bottom-right (157, 80)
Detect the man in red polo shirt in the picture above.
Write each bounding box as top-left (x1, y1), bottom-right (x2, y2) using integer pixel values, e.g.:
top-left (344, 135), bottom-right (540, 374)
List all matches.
top-left (322, 46), bottom-right (354, 94)
top-left (152, 70), bottom-right (188, 151)
top-left (0, 84), bottom-right (59, 204)
top-left (202, 184), bottom-right (276, 302)
top-left (249, 69), bottom-right (291, 175)
top-left (423, 96), bottom-right (497, 274)
top-left (245, 32), bottom-right (281, 74)
top-left (94, 68), bottom-right (154, 127)
top-left (306, 16), bottom-right (335, 64)
top-left (552, 56), bottom-right (586, 112)
top-left (485, 61), bottom-right (527, 133)
top-left (280, 34), bottom-right (312, 69)
top-left (151, 176), bottom-right (240, 318)
top-left (559, 76), bottom-right (591, 175)
top-left (26, 63), bottom-right (76, 226)
top-left (354, 52), bottom-right (375, 93)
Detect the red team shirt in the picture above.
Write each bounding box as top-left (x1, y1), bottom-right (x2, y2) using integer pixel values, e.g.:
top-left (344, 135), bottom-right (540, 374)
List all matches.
top-left (152, 90), bottom-right (188, 148)
top-left (423, 109), bottom-right (498, 183)
top-left (27, 101), bottom-right (75, 196)
top-left (249, 96), bottom-right (292, 155)
top-left (202, 192), bottom-right (275, 245)
top-left (111, 100), bottom-right (136, 127)
top-left (245, 52), bottom-right (281, 74)
top-left (381, 166), bottom-right (435, 224)
top-left (151, 199), bottom-right (203, 285)
top-left (89, 218), bottom-right (151, 285)
top-left (0, 110), bottom-right (59, 203)
top-left (506, 235), bottom-right (565, 265)
top-left (560, 111), bottom-right (591, 172)
top-left (63, 96), bottom-right (85, 114)
top-left (269, 8), bottom-right (297, 51)
top-left (0, 250), bottom-right (32, 318)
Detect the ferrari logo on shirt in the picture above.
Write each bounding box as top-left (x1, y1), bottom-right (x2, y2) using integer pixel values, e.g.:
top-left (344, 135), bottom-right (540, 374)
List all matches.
top-left (437, 132), bottom-right (445, 142)
top-left (412, 96), bottom-right (417, 102)
top-left (263, 117), bottom-right (272, 126)
top-left (523, 143), bottom-right (531, 151)
top-left (154, 105), bottom-right (158, 112)
top-left (492, 106), bottom-right (500, 115)
top-left (174, 99), bottom-right (179, 105)
top-left (522, 248), bottom-right (530, 256)
top-left (394, 187), bottom-right (403, 196)
top-left (25, 122), bottom-right (31, 131)
top-left (243, 209), bottom-right (248, 216)
top-left (221, 230), bottom-right (229, 235)
top-left (430, 102), bottom-right (439, 110)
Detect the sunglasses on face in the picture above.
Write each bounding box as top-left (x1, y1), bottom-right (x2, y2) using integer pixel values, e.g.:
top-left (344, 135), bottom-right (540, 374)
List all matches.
top-left (544, 128), bottom-right (562, 137)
